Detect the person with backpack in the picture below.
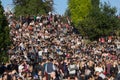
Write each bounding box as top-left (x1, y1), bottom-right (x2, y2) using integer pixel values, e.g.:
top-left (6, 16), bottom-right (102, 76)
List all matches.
top-left (45, 58), bottom-right (56, 80)
top-left (68, 60), bottom-right (78, 80)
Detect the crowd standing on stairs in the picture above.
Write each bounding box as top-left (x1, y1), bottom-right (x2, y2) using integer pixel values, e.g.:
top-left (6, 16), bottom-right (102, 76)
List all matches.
top-left (0, 12), bottom-right (120, 80)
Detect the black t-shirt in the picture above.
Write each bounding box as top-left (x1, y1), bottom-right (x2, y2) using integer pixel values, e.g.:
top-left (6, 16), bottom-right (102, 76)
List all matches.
top-left (96, 76), bottom-right (103, 80)
top-left (0, 65), bottom-right (7, 74)
top-left (88, 66), bottom-right (94, 75)
top-left (53, 77), bottom-right (60, 80)
top-left (80, 66), bottom-right (85, 75)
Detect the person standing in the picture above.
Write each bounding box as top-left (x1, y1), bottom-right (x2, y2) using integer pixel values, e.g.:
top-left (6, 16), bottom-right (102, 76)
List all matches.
top-left (45, 58), bottom-right (56, 80)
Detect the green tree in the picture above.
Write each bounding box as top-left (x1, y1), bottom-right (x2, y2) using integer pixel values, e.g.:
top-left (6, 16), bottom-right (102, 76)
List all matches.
top-left (80, 2), bottom-right (120, 40)
top-left (64, 8), bottom-right (71, 17)
top-left (68, 0), bottom-right (92, 26)
top-left (0, 1), bottom-right (11, 63)
top-left (91, 0), bottom-right (99, 8)
top-left (68, 0), bottom-right (120, 40)
top-left (13, 0), bottom-right (53, 16)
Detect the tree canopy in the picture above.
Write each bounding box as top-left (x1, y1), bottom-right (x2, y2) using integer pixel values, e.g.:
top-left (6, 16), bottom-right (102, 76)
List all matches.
top-left (13, 0), bottom-right (53, 16)
top-left (68, 0), bottom-right (120, 40)
top-left (0, 1), bottom-right (11, 63)
top-left (68, 0), bottom-right (92, 26)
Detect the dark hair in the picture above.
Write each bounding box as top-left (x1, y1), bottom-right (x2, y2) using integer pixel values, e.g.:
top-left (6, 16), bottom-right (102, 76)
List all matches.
top-left (17, 77), bottom-right (23, 80)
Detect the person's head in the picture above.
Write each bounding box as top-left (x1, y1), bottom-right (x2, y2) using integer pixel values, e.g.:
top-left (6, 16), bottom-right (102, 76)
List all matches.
top-left (38, 70), bottom-right (42, 76)
top-left (17, 77), bottom-right (23, 80)
top-left (2, 72), bottom-right (8, 80)
top-left (50, 71), bottom-right (56, 78)
top-left (11, 74), bottom-right (17, 80)
top-left (27, 73), bottom-right (33, 80)
top-left (94, 71), bottom-right (100, 76)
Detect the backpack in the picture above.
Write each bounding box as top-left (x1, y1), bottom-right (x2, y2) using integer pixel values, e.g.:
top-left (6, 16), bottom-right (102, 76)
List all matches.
top-left (63, 63), bottom-right (68, 72)
top-left (62, 63), bottom-right (68, 76)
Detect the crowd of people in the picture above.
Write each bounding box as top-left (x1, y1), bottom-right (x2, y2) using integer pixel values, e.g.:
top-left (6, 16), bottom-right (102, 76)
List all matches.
top-left (0, 12), bottom-right (120, 80)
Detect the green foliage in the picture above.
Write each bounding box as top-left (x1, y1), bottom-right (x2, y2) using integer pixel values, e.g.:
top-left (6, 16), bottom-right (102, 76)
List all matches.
top-left (64, 8), bottom-right (71, 17)
top-left (80, 2), bottom-right (120, 40)
top-left (91, 0), bottom-right (99, 8)
top-left (68, 0), bottom-right (120, 40)
top-left (13, 0), bottom-right (53, 16)
top-left (0, 1), bottom-right (11, 63)
top-left (68, 0), bottom-right (92, 26)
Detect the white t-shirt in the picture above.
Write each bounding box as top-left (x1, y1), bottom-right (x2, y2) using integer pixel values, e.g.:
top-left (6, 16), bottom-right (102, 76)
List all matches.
top-left (99, 73), bottom-right (106, 79)
top-left (44, 48), bottom-right (48, 53)
top-left (38, 51), bottom-right (43, 56)
top-left (95, 67), bottom-right (103, 73)
top-left (68, 65), bottom-right (76, 75)
top-left (18, 64), bottom-right (24, 73)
